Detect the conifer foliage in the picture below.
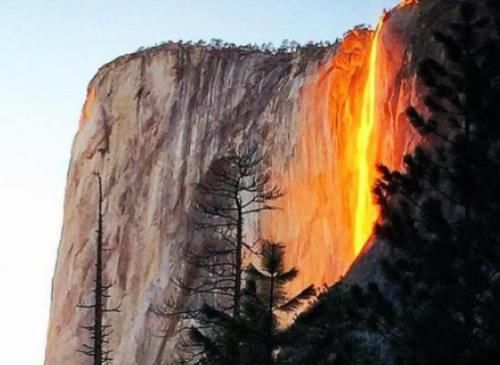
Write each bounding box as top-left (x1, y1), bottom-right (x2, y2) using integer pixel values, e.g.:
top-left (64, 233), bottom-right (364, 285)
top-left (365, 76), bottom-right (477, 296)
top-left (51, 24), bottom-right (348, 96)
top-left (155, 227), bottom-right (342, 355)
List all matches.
top-left (190, 241), bottom-right (315, 365)
top-left (154, 145), bottom-right (284, 364)
top-left (242, 241), bottom-right (316, 364)
top-left (189, 145), bottom-right (283, 319)
top-left (367, 2), bottom-right (500, 364)
top-left (284, 283), bottom-right (383, 365)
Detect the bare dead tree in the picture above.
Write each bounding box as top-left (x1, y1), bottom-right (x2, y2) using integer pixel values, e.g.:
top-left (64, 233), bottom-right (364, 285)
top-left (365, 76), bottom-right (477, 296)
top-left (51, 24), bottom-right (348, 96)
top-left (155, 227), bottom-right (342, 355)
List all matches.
top-left (192, 144), bottom-right (282, 318)
top-left (77, 174), bottom-right (120, 365)
top-left (152, 144), bottom-right (283, 364)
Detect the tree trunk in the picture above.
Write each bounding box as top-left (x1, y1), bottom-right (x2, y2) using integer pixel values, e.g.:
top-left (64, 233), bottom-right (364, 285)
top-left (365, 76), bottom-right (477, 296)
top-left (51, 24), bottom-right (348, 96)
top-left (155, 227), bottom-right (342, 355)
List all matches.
top-left (94, 174), bottom-right (104, 365)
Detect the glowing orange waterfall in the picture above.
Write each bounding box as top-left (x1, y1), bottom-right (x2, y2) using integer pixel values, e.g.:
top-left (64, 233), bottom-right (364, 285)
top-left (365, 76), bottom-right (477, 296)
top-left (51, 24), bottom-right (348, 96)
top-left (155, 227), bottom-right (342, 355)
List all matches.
top-left (353, 22), bottom-right (383, 255)
top-left (261, 28), bottom-right (378, 293)
top-left (262, 2), bottom-right (418, 295)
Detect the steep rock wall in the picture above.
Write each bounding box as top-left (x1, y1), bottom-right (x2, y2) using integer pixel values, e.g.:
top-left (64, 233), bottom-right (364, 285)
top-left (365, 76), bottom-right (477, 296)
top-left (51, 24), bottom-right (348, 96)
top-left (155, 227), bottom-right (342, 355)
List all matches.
top-left (45, 45), bottom-right (337, 365)
top-left (45, 1), bottom-right (457, 364)
top-left (262, 3), bottom-right (422, 294)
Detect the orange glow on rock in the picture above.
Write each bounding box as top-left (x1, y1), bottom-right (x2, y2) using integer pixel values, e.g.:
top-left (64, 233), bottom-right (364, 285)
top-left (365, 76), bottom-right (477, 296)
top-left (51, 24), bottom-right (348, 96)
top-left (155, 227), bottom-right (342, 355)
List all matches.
top-left (262, 2), bottom-right (419, 295)
top-left (399, 0), bottom-right (418, 7)
top-left (262, 29), bottom-right (375, 293)
top-left (79, 87), bottom-right (96, 128)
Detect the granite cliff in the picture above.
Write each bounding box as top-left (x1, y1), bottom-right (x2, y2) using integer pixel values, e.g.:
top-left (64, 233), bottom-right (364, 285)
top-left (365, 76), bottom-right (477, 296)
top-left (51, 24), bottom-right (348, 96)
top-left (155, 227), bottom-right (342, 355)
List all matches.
top-left (45, 1), bottom-right (456, 364)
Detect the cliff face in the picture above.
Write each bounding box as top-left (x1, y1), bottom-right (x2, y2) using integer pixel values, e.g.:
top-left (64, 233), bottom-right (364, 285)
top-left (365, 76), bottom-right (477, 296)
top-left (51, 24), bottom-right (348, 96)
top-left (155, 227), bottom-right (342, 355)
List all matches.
top-left (45, 45), bottom-right (337, 365)
top-left (45, 1), bottom-right (455, 364)
top-left (261, 3), bottom-right (421, 295)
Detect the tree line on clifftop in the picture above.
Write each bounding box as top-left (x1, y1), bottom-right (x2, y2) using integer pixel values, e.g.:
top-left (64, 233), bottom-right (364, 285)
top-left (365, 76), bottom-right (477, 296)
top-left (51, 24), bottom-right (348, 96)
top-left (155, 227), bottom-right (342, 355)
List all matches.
top-left (135, 37), bottom-right (342, 55)
top-left (77, 1), bottom-right (500, 364)
top-left (135, 24), bottom-right (371, 56)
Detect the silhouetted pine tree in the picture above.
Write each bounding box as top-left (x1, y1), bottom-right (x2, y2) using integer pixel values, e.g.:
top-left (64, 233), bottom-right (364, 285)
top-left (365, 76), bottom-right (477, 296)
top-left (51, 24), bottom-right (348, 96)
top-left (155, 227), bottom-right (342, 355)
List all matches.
top-left (77, 174), bottom-right (120, 365)
top-left (188, 145), bottom-right (283, 320)
top-left (244, 241), bottom-right (315, 364)
top-left (152, 145), bottom-right (283, 364)
top-left (282, 282), bottom-right (382, 365)
top-left (189, 241), bottom-right (315, 365)
top-left (366, 2), bottom-right (500, 364)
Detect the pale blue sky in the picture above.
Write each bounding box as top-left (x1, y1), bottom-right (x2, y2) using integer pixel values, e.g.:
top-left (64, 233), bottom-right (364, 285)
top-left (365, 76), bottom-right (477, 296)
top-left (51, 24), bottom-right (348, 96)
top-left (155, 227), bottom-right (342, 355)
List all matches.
top-left (0, 1), bottom-right (397, 363)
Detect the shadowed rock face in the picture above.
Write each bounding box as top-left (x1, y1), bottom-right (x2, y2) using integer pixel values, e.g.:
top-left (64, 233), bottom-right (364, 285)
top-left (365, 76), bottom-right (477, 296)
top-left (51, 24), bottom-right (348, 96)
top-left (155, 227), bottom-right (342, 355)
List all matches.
top-left (45, 1), bottom-right (457, 364)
